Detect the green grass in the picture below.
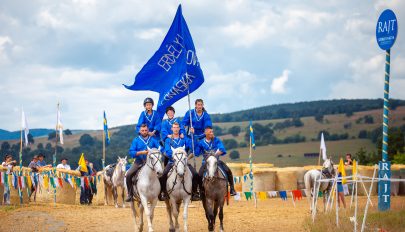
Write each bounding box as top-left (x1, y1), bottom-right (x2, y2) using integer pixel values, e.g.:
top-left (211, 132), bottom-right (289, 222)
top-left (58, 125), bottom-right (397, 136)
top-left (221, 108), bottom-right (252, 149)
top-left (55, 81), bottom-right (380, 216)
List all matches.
top-left (304, 209), bottom-right (405, 232)
top-left (221, 139), bottom-right (375, 167)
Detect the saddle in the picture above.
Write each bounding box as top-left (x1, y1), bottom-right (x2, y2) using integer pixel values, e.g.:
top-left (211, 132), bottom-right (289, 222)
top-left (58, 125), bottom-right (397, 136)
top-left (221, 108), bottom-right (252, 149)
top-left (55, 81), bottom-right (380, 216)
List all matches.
top-left (131, 163), bottom-right (145, 201)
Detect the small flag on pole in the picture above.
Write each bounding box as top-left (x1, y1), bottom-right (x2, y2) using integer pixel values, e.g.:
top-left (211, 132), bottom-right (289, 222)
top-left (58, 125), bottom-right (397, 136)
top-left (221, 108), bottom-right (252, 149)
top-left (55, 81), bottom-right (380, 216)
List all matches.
top-left (352, 159), bottom-right (357, 180)
top-left (78, 153), bottom-right (88, 173)
top-left (338, 158), bottom-right (347, 184)
top-left (249, 121), bottom-right (256, 150)
top-left (103, 111), bottom-right (110, 146)
top-left (57, 105), bottom-right (64, 145)
top-left (320, 132), bottom-right (327, 161)
top-left (21, 108), bottom-right (29, 146)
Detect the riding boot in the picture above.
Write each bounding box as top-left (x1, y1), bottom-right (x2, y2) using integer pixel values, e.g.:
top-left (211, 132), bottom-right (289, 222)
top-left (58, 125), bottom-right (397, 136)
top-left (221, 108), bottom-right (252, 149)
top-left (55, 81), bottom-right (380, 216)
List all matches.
top-left (158, 163), bottom-right (172, 201)
top-left (125, 162), bottom-right (138, 202)
top-left (188, 164), bottom-right (200, 201)
top-left (220, 161), bottom-right (237, 196)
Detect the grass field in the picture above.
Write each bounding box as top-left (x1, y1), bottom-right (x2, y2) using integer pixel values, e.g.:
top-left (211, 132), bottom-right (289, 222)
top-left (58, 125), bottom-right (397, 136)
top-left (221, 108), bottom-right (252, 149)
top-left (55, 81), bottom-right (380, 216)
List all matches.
top-left (221, 139), bottom-right (376, 167)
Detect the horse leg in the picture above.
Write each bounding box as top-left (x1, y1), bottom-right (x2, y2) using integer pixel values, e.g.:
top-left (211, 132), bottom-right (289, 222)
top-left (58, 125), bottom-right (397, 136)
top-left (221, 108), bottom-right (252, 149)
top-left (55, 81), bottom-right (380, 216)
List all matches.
top-left (104, 182), bottom-right (108, 206)
top-left (130, 199), bottom-right (140, 232)
top-left (140, 196), bottom-right (154, 232)
top-left (206, 199), bottom-right (215, 232)
top-left (165, 199), bottom-right (175, 232)
top-left (121, 186), bottom-right (126, 208)
top-left (213, 201), bottom-right (219, 229)
top-left (219, 204), bottom-right (224, 232)
top-left (113, 186), bottom-right (118, 208)
top-left (139, 202), bottom-right (144, 232)
top-left (172, 200), bottom-right (180, 232)
top-left (183, 196), bottom-right (191, 232)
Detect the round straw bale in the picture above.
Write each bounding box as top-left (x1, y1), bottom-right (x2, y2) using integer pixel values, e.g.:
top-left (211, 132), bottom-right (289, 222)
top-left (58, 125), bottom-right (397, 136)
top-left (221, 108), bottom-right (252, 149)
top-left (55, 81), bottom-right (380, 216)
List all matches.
top-left (228, 163), bottom-right (244, 192)
top-left (275, 168), bottom-right (297, 191)
top-left (294, 168), bottom-right (307, 190)
top-left (303, 165), bottom-right (322, 171)
top-left (252, 168), bottom-right (276, 192)
top-left (357, 165), bottom-right (378, 196)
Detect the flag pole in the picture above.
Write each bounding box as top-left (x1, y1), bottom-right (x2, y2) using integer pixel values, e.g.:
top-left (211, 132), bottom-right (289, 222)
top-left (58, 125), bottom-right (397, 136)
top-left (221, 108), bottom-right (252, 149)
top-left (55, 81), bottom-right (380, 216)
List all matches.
top-left (318, 148), bottom-right (322, 166)
top-left (19, 109), bottom-right (23, 204)
top-left (102, 115), bottom-right (106, 170)
top-left (186, 76), bottom-right (196, 169)
top-left (249, 129), bottom-right (257, 208)
top-left (53, 103), bottom-right (59, 206)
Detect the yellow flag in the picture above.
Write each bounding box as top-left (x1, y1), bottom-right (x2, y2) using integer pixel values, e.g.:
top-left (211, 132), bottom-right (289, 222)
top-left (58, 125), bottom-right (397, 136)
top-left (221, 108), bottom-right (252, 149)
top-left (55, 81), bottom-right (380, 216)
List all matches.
top-left (27, 175), bottom-right (32, 189)
top-left (338, 158), bottom-right (347, 184)
top-left (78, 153), bottom-right (88, 173)
top-left (352, 159), bottom-right (357, 180)
top-left (44, 175), bottom-right (49, 189)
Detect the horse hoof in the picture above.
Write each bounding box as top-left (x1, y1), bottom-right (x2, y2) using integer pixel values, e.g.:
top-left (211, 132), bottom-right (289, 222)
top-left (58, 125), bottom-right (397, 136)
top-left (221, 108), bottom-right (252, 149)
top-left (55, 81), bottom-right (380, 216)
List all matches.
top-left (169, 229), bottom-right (175, 232)
top-left (115, 205), bottom-right (119, 208)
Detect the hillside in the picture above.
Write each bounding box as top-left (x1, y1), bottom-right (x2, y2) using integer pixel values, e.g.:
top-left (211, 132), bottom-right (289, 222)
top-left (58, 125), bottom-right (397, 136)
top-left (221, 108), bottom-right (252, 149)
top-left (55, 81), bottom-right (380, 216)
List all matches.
top-left (1, 99), bottom-right (404, 169)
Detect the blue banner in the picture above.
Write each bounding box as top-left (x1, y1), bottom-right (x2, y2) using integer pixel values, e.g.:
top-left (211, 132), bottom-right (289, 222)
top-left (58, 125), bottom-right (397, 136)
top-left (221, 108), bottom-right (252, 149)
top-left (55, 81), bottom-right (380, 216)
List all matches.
top-left (124, 5), bottom-right (204, 117)
top-left (378, 161), bottom-right (391, 211)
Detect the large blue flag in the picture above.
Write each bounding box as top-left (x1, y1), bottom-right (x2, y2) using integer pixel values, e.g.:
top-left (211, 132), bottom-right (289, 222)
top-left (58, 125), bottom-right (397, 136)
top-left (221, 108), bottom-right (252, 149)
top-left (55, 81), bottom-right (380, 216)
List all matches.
top-left (103, 111), bottom-right (110, 146)
top-left (249, 121), bottom-right (256, 150)
top-left (124, 5), bottom-right (204, 117)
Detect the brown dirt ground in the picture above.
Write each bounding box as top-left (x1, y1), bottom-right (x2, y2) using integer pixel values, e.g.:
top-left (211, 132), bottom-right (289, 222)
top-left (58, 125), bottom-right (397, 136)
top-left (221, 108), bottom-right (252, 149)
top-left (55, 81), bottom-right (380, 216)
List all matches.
top-left (0, 196), bottom-right (404, 232)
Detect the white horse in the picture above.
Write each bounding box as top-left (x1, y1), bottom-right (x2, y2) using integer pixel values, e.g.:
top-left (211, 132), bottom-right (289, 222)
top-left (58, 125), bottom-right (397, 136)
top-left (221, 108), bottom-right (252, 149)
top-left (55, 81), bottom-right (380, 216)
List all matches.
top-left (129, 147), bottom-right (164, 232)
top-left (165, 146), bottom-right (192, 232)
top-left (304, 158), bottom-right (335, 213)
top-left (103, 156), bottom-right (127, 207)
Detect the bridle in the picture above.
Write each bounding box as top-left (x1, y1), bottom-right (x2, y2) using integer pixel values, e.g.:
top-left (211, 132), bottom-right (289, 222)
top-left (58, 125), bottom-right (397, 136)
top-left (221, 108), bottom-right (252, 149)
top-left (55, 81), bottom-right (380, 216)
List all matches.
top-left (167, 150), bottom-right (191, 196)
top-left (147, 150), bottom-right (163, 172)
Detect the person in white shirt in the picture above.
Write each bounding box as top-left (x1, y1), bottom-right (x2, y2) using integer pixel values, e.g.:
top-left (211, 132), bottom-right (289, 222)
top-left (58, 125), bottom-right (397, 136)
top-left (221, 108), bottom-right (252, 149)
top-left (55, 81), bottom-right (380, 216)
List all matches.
top-left (56, 158), bottom-right (71, 170)
top-left (2, 154), bottom-right (16, 205)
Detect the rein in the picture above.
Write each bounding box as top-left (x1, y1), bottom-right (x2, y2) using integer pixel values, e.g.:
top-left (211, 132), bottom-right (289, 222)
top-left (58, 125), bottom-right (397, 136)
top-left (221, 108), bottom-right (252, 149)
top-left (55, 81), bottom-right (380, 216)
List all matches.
top-left (167, 151), bottom-right (191, 196)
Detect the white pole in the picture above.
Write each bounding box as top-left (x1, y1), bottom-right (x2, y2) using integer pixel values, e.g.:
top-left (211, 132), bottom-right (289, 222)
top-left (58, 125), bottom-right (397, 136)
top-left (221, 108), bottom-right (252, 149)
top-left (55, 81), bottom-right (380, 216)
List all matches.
top-left (360, 165), bottom-right (377, 232)
top-left (359, 174), bottom-right (374, 207)
top-left (326, 176), bottom-right (337, 212)
top-left (291, 191), bottom-right (296, 207)
top-left (312, 175), bottom-right (322, 222)
top-left (186, 80), bottom-right (196, 169)
top-left (354, 176), bottom-right (358, 232)
top-left (335, 178), bottom-right (339, 227)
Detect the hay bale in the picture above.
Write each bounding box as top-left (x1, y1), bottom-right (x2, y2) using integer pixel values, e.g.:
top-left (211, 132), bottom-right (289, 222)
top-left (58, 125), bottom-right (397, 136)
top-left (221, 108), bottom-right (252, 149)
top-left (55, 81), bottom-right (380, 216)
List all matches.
top-left (228, 163), bottom-right (244, 192)
top-left (357, 166), bottom-right (378, 196)
top-left (294, 168), bottom-right (307, 190)
top-left (303, 165), bottom-right (322, 171)
top-left (399, 168), bottom-right (405, 196)
top-left (252, 168), bottom-right (276, 192)
top-left (275, 168), bottom-right (297, 191)
top-left (391, 167), bottom-right (400, 196)
top-left (9, 185), bottom-right (29, 205)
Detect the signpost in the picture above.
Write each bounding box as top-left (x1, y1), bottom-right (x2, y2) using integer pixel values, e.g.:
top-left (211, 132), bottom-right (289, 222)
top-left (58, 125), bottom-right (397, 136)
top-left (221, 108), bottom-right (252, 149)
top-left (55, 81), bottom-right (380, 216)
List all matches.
top-left (375, 9), bottom-right (397, 211)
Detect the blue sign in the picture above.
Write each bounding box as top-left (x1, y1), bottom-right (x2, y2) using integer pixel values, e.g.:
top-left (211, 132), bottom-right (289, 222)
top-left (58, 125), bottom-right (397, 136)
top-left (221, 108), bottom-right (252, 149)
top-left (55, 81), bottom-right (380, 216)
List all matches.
top-left (376, 9), bottom-right (398, 50)
top-left (378, 161), bottom-right (391, 211)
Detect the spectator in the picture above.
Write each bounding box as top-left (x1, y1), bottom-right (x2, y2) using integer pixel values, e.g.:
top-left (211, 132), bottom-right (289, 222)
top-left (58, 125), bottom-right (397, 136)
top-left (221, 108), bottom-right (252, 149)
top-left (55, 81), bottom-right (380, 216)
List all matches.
top-left (345, 153), bottom-right (353, 166)
top-left (88, 162), bottom-right (97, 204)
top-left (2, 154), bottom-right (16, 205)
top-left (36, 154), bottom-right (52, 168)
top-left (337, 172), bottom-right (347, 208)
top-left (28, 156), bottom-right (39, 201)
top-left (78, 159), bottom-right (92, 205)
top-left (56, 158), bottom-right (71, 170)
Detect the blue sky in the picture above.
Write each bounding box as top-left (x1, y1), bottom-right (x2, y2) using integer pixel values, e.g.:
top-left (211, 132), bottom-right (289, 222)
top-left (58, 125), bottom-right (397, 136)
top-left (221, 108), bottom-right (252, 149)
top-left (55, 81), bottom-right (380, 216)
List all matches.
top-left (0, 0), bottom-right (404, 131)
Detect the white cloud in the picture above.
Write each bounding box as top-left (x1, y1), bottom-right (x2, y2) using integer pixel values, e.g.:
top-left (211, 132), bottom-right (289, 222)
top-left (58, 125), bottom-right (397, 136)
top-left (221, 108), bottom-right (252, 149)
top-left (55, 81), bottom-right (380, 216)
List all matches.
top-left (136, 28), bottom-right (164, 40)
top-left (271, 70), bottom-right (290, 94)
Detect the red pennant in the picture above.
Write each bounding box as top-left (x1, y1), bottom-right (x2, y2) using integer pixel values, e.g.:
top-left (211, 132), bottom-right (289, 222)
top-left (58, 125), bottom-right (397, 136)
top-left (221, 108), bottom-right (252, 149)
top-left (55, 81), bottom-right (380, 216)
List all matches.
top-left (84, 177), bottom-right (89, 189)
top-left (18, 176), bottom-right (23, 189)
top-left (58, 178), bottom-right (63, 188)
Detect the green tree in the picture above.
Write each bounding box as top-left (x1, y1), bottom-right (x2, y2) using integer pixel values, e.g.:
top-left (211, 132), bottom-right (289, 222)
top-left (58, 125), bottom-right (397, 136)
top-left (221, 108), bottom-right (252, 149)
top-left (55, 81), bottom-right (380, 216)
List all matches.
top-left (48, 131), bottom-right (56, 140)
top-left (27, 133), bottom-right (35, 144)
top-left (228, 126), bottom-right (241, 137)
top-left (229, 150), bottom-right (240, 160)
top-left (37, 143), bottom-right (44, 150)
top-left (79, 134), bottom-right (95, 146)
top-left (223, 139), bottom-right (238, 150)
top-left (64, 129), bottom-right (73, 135)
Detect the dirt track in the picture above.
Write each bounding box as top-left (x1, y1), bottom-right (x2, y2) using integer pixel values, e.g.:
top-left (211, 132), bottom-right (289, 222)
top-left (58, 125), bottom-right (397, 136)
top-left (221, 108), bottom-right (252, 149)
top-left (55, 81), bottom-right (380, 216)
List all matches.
top-left (0, 197), bottom-right (404, 232)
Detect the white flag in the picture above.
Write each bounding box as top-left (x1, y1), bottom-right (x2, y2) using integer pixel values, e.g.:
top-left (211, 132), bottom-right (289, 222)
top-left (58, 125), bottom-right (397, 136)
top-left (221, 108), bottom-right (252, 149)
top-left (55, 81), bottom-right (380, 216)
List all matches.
top-left (57, 106), bottom-right (64, 144)
top-left (22, 108), bottom-right (29, 146)
top-left (320, 132), bottom-right (327, 161)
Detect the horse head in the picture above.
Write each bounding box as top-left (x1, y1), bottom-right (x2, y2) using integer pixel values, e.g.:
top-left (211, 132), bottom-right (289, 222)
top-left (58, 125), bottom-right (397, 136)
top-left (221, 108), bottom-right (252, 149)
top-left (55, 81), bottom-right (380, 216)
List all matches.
top-left (116, 156), bottom-right (127, 174)
top-left (205, 150), bottom-right (218, 178)
top-left (171, 145), bottom-right (187, 177)
top-left (147, 147), bottom-right (164, 176)
top-left (322, 158), bottom-right (335, 177)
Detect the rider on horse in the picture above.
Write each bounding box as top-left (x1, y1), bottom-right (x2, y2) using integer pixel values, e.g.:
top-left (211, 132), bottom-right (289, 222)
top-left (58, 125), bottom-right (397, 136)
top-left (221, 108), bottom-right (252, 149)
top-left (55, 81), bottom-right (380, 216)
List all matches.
top-left (195, 126), bottom-right (237, 196)
top-left (136, 97), bottom-right (162, 141)
top-left (161, 106), bottom-right (186, 165)
top-left (182, 99), bottom-right (212, 144)
top-left (125, 123), bottom-right (160, 202)
top-left (159, 121), bottom-right (200, 201)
